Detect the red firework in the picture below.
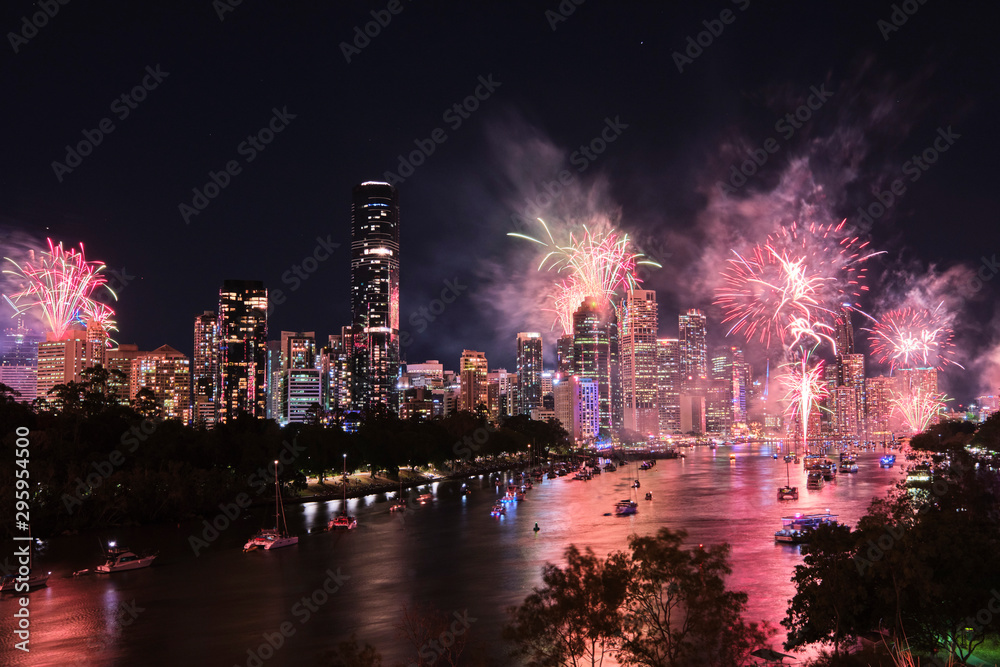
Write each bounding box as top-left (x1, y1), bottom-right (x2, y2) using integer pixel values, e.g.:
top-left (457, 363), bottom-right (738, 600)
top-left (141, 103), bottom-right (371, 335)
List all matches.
top-left (866, 305), bottom-right (961, 371)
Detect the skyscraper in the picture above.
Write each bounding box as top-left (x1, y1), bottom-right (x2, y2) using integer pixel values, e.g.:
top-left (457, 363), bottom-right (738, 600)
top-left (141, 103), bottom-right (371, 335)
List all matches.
top-left (678, 309), bottom-right (708, 388)
top-left (193, 310), bottom-right (219, 427)
top-left (281, 331), bottom-right (321, 425)
top-left (834, 308), bottom-right (855, 355)
top-left (572, 298), bottom-right (613, 431)
top-left (620, 289), bottom-right (659, 435)
top-left (36, 327), bottom-right (102, 404)
top-left (459, 350), bottom-right (488, 413)
top-left (134, 345), bottom-right (191, 423)
top-left (554, 375), bottom-right (600, 443)
top-left (350, 181), bottom-right (400, 414)
top-left (0, 318), bottom-right (42, 404)
top-left (217, 279), bottom-right (268, 422)
top-left (516, 332), bottom-right (543, 415)
top-left (556, 334), bottom-right (574, 376)
top-left (657, 338), bottom-right (680, 435)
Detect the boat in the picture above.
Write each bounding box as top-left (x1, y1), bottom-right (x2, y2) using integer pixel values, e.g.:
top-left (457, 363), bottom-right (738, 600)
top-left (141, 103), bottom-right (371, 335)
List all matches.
top-left (614, 499), bottom-right (638, 516)
top-left (840, 459), bottom-right (858, 473)
top-left (806, 471), bottom-right (824, 489)
top-left (880, 454), bottom-right (896, 468)
top-left (462, 483), bottom-right (473, 495)
top-left (246, 460), bottom-right (300, 550)
top-left (328, 456), bottom-right (358, 530)
top-left (730, 454), bottom-right (736, 462)
top-left (603, 463), bottom-right (616, 472)
top-left (783, 454), bottom-right (794, 463)
top-left (632, 479), bottom-right (640, 488)
top-left (547, 470), bottom-right (557, 479)
top-left (1, 533), bottom-right (50, 592)
top-left (504, 485), bottom-right (524, 502)
top-left (390, 480), bottom-right (406, 512)
top-left (417, 493), bottom-right (433, 504)
top-left (777, 461), bottom-right (798, 500)
top-left (644, 492), bottom-right (653, 500)
top-left (96, 542), bottom-right (158, 572)
top-left (774, 512), bottom-right (838, 544)
top-left (490, 502), bottom-right (506, 517)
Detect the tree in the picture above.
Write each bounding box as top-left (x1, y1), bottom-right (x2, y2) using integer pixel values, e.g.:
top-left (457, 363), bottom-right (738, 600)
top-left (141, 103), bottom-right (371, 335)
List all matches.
top-left (319, 634), bottom-right (382, 667)
top-left (504, 545), bottom-right (630, 666)
top-left (621, 528), bottom-right (773, 667)
top-left (132, 386), bottom-right (159, 419)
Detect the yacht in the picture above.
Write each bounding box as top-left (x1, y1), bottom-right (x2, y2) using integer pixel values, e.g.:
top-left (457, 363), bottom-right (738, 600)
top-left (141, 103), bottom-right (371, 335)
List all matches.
top-left (490, 502), bottom-right (506, 517)
top-left (775, 512), bottom-right (838, 544)
top-left (96, 542), bottom-right (157, 572)
top-left (390, 480), bottom-right (407, 512)
top-left (246, 461), bottom-right (300, 550)
top-left (806, 471), bottom-right (824, 489)
top-left (777, 461), bottom-right (798, 500)
top-left (328, 457), bottom-right (358, 530)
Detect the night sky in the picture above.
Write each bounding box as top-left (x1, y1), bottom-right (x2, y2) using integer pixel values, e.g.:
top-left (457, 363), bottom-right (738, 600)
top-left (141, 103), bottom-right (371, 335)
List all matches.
top-left (2, 0), bottom-right (997, 403)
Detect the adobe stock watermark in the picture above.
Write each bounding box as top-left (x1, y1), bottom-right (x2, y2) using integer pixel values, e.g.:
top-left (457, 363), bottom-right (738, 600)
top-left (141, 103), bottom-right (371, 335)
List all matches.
top-left (213, 0), bottom-right (244, 22)
top-left (850, 125), bottom-right (960, 234)
top-left (717, 83), bottom-right (834, 196)
top-left (339, 0), bottom-right (411, 63)
top-left (398, 277), bottom-right (467, 348)
top-left (877, 0), bottom-right (930, 41)
top-left (508, 116), bottom-right (629, 234)
top-left (672, 0), bottom-right (750, 74)
top-left (237, 568), bottom-right (350, 667)
top-left (545, 0), bottom-right (585, 31)
top-left (969, 253), bottom-right (999, 293)
top-left (382, 74), bottom-right (502, 185)
top-left (179, 106), bottom-right (297, 225)
top-left (51, 65), bottom-right (170, 183)
top-left (265, 236), bottom-right (341, 317)
top-left (188, 438), bottom-right (305, 556)
top-left (7, 0), bottom-right (71, 54)
top-left (92, 266), bottom-right (137, 308)
top-left (407, 610), bottom-right (477, 667)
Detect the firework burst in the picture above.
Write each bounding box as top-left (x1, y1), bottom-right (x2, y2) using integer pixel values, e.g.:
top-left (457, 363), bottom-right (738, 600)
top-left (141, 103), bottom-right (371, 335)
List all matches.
top-left (778, 353), bottom-right (828, 448)
top-left (716, 220), bottom-right (883, 349)
top-left (891, 385), bottom-right (950, 434)
top-left (509, 219), bottom-right (661, 333)
top-left (3, 238), bottom-right (116, 339)
top-left (865, 305), bottom-right (961, 371)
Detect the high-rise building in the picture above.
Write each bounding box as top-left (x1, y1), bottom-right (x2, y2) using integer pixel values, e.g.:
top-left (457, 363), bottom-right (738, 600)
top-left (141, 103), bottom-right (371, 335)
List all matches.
top-left (620, 289), bottom-right (659, 436)
top-left (280, 331), bottom-right (321, 425)
top-left (540, 370), bottom-right (555, 410)
top-left (865, 376), bottom-right (896, 442)
top-left (350, 181), bottom-right (401, 414)
top-left (834, 309), bottom-right (855, 356)
top-left (193, 310), bottom-right (219, 427)
top-left (709, 347), bottom-right (749, 434)
top-left (217, 279), bottom-right (268, 422)
top-left (657, 338), bottom-right (681, 436)
top-left (134, 345), bottom-right (191, 423)
top-left (556, 334), bottom-right (574, 376)
top-left (36, 327), bottom-right (102, 404)
top-left (321, 328), bottom-right (354, 416)
top-left (572, 298), bottom-right (613, 431)
top-left (553, 375), bottom-right (600, 443)
top-left (459, 350), bottom-right (488, 413)
top-left (0, 319), bottom-right (42, 404)
top-left (106, 344), bottom-right (140, 403)
top-left (833, 353), bottom-right (865, 438)
top-left (678, 309), bottom-right (708, 388)
top-left (515, 332), bottom-right (543, 415)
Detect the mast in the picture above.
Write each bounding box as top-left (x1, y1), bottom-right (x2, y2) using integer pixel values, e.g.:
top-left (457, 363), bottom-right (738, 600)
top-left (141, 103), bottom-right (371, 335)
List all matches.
top-left (274, 460), bottom-right (289, 536)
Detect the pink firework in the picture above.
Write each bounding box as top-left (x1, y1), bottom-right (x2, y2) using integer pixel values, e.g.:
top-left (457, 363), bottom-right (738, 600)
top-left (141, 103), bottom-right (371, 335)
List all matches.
top-left (778, 353), bottom-right (828, 448)
top-left (866, 305), bottom-right (961, 371)
top-left (510, 219), bottom-right (661, 333)
top-left (716, 220), bottom-right (882, 349)
top-left (3, 238), bottom-right (116, 339)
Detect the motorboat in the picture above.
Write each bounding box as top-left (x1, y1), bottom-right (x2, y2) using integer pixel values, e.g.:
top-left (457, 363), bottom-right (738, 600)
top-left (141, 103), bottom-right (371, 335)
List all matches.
top-left (784, 454), bottom-right (795, 463)
top-left (644, 492), bottom-right (653, 501)
top-left (730, 454), bottom-right (736, 462)
top-left (775, 512), bottom-right (838, 544)
top-left (778, 486), bottom-right (799, 500)
top-left (806, 471), bottom-right (824, 489)
top-left (96, 542), bottom-right (158, 572)
top-left (1, 534), bottom-right (50, 591)
top-left (417, 493), bottom-right (433, 504)
top-left (390, 480), bottom-right (407, 512)
top-left (490, 503), bottom-right (506, 517)
top-left (880, 454), bottom-right (896, 468)
top-left (547, 470), bottom-right (557, 479)
top-left (246, 461), bottom-right (300, 550)
top-left (614, 499), bottom-right (638, 516)
top-left (603, 463), bottom-right (617, 472)
top-left (840, 459), bottom-right (859, 473)
top-left (632, 479), bottom-right (641, 488)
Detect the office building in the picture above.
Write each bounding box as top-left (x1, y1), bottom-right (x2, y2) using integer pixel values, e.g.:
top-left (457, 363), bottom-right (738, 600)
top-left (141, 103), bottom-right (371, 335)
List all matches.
top-left (516, 332), bottom-right (543, 415)
top-left (217, 279), bottom-right (268, 422)
top-left (193, 310), bottom-right (219, 427)
top-left (459, 350), bottom-right (488, 413)
top-left (620, 289), bottom-right (659, 435)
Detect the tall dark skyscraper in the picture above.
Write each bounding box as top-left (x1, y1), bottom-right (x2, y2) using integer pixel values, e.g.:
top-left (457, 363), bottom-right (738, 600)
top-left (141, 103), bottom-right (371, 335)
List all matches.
top-left (350, 181), bottom-right (400, 414)
top-left (217, 280), bottom-right (268, 422)
top-left (620, 289), bottom-right (659, 435)
top-left (193, 310), bottom-right (219, 426)
top-left (679, 309), bottom-right (708, 388)
top-left (515, 332), bottom-right (543, 415)
top-left (573, 298), bottom-right (615, 432)
top-left (834, 308), bottom-right (855, 356)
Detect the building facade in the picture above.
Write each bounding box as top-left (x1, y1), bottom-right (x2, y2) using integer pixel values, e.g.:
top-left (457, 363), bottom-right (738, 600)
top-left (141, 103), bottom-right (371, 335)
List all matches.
top-left (217, 279), bottom-right (268, 422)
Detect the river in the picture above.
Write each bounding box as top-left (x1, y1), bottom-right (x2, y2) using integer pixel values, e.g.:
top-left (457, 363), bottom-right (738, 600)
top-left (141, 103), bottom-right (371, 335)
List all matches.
top-left (1, 443), bottom-right (902, 666)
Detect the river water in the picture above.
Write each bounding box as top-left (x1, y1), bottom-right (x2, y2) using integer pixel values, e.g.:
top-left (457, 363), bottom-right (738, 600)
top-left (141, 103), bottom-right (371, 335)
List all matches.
top-left (2, 443), bottom-right (902, 666)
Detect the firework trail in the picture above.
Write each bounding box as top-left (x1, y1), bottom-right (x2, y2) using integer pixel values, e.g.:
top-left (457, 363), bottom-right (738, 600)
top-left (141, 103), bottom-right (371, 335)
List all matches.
top-left (3, 238), bottom-right (116, 339)
top-left (716, 220), bottom-right (883, 350)
top-left (865, 305), bottom-right (962, 371)
top-left (778, 353), bottom-right (828, 448)
top-left (891, 385), bottom-right (950, 434)
top-left (509, 219), bottom-right (661, 333)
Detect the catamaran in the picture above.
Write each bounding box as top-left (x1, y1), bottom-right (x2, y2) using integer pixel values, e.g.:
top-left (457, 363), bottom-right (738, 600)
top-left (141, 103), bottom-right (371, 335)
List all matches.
top-left (245, 461), bottom-right (299, 551)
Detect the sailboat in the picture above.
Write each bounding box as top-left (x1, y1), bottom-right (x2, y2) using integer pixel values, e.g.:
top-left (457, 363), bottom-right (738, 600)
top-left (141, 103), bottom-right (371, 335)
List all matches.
top-left (244, 460), bottom-right (299, 551)
top-left (777, 460), bottom-right (798, 500)
top-left (615, 457), bottom-right (639, 516)
top-left (329, 456), bottom-right (358, 530)
top-left (390, 479), bottom-right (406, 512)
top-left (1, 532), bottom-right (50, 591)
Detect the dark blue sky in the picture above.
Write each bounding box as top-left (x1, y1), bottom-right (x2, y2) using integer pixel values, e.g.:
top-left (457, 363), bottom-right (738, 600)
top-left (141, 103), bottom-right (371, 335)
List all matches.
top-left (1, 0), bottom-right (997, 402)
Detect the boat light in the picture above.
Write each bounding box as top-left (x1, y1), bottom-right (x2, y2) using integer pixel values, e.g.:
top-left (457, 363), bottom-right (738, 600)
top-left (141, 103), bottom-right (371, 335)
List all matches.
top-left (109, 541), bottom-right (116, 547)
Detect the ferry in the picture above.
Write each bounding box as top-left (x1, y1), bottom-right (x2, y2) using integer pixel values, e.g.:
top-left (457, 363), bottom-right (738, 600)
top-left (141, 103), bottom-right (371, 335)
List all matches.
top-left (774, 512), bottom-right (838, 544)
